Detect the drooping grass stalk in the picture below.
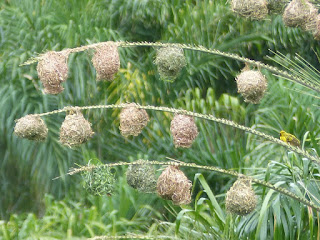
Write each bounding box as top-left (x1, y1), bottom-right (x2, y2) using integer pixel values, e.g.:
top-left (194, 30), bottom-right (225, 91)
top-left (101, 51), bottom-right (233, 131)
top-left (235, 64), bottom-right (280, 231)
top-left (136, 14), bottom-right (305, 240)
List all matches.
top-left (20, 41), bottom-right (320, 93)
top-left (66, 160), bottom-right (320, 213)
top-left (34, 103), bottom-right (320, 164)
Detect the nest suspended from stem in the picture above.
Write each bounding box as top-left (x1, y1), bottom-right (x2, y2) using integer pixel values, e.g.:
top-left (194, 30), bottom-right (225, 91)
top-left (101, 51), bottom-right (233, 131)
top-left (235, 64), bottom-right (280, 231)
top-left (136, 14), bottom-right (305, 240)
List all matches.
top-left (126, 160), bottom-right (157, 193)
top-left (82, 164), bottom-right (115, 196)
top-left (282, 0), bottom-right (318, 30)
top-left (231, 0), bottom-right (268, 20)
top-left (59, 110), bottom-right (94, 147)
top-left (157, 165), bottom-right (192, 205)
top-left (37, 51), bottom-right (69, 94)
top-left (170, 114), bottom-right (198, 148)
top-left (236, 67), bottom-right (267, 104)
top-left (226, 177), bottom-right (257, 216)
top-left (154, 46), bottom-right (186, 81)
top-left (119, 103), bottom-right (149, 137)
top-left (91, 42), bottom-right (120, 81)
top-left (14, 115), bottom-right (48, 141)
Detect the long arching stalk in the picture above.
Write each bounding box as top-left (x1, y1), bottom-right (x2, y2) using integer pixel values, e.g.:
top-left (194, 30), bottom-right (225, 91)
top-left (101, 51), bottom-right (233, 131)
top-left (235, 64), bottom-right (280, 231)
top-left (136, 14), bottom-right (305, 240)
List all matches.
top-left (65, 159), bottom-right (320, 212)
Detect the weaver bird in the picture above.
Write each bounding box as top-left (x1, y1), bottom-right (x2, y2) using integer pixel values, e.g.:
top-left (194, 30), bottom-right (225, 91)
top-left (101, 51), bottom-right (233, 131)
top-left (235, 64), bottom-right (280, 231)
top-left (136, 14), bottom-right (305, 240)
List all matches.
top-left (279, 130), bottom-right (300, 147)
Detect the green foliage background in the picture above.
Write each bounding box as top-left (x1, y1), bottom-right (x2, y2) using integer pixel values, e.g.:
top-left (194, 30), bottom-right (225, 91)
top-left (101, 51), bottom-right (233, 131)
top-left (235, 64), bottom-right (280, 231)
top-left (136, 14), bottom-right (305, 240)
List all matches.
top-left (1, 0), bottom-right (320, 239)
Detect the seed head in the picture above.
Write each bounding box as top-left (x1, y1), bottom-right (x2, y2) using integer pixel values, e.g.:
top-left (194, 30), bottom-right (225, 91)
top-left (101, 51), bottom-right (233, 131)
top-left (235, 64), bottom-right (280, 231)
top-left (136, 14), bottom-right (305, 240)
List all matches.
top-left (170, 114), bottom-right (198, 148)
top-left (14, 115), bottom-right (48, 141)
top-left (126, 160), bottom-right (157, 193)
top-left (92, 42), bottom-right (120, 81)
top-left (157, 166), bottom-right (192, 205)
top-left (119, 103), bottom-right (149, 137)
top-left (37, 51), bottom-right (69, 94)
top-left (226, 178), bottom-right (257, 216)
top-left (154, 46), bottom-right (186, 81)
top-left (59, 110), bottom-right (94, 147)
top-left (236, 68), bottom-right (267, 104)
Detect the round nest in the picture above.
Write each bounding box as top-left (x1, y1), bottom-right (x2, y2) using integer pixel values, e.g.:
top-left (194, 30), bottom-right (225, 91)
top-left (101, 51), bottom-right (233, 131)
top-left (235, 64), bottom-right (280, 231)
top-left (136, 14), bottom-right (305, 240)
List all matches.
top-left (282, 0), bottom-right (318, 29)
top-left (126, 160), bottom-right (157, 193)
top-left (37, 51), bottom-right (69, 95)
top-left (236, 69), bottom-right (267, 104)
top-left (59, 110), bottom-right (94, 147)
top-left (82, 164), bottom-right (115, 196)
top-left (92, 42), bottom-right (120, 81)
top-left (313, 15), bottom-right (320, 40)
top-left (14, 115), bottom-right (48, 141)
top-left (305, 14), bottom-right (320, 40)
top-left (226, 178), bottom-right (257, 216)
top-left (231, 0), bottom-right (268, 20)
top-left (267, 0), bottom-right (289, 14)
top-left (170, 114), bottom-right (198, 148)
top-left (157, 165), bottom-right (192, 205)
top-left (119, 103), bottom-right (149, 137)
top-left (154, 46), bottom-right (186, 81)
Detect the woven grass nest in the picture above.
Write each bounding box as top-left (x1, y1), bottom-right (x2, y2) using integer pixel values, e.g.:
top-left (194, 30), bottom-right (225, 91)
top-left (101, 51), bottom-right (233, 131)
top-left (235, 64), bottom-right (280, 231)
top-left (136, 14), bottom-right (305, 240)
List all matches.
top-left (37, 51), bottom-right (69, 94)
top-left (59, 110), bottom-right (94, 147)
top-left (14, 115), bottom-right (48, 141)
top-left (282, 0), bottom-right (317, 30)
top-left (157, 165), bottom-right (192, 205)
top-left (82, 164), bottom-right (115, 196)
top-left (231, 0), bottom-right (268, 20)
top-left (119, 103), bottom-right (149, 137)
top-left (92, 41), bottom-right (120, 81)
top-left (170, 114), bottom-right (198, 148)
top-left (126, 160), bottom-right (157, 193)
top-left (305, 14), bottom-right (320, 40)
top-left (154, 46), bottom-right (186, 81)
top-left (236, 68), bottom-right (267, 104)
top-left (226, 177), bottom-right (257, 216)
top-left (267, 0), bottom-right (289, 14)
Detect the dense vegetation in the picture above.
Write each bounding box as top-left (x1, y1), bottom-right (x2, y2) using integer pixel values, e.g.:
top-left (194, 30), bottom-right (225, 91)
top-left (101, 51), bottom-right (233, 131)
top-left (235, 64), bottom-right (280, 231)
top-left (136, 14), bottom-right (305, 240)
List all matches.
top-left (1, 0), bottom-right (320, 239)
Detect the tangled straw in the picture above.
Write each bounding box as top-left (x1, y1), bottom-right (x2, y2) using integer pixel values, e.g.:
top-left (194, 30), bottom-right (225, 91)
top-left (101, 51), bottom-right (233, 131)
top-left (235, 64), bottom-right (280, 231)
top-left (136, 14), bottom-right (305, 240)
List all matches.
top-left (20, 41), bottom-right (320, 94)
top-left (33, 103), bottom-right (320, 165)
top-left (64, 159), bottom-right (320, 213)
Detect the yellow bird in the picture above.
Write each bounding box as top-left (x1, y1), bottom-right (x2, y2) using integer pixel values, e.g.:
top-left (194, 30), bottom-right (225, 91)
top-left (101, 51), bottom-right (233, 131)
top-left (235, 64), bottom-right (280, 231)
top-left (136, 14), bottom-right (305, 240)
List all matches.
top-left (279, 130), bottom-right (300, 147)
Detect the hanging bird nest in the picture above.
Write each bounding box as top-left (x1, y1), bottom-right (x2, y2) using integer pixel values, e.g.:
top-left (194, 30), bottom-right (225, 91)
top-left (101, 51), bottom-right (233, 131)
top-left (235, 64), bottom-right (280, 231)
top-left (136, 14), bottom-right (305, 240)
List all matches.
top-left (14, 115), bottom-right (48, 141)
top-left (226, 177), bottom-right (257, 216)
top-left (92, 41), bottom-right (120, 81)
top-left (282, 0), bottom-right (317, 30)
top-left (305, 14), bottom-right (320, 40)
top-left (126, 160), bottom-right (157, 193)
top-left (231, 0), bottom-right (268, 20)
top-left (170, 114), bottom-right (198, 148)
top-left (119, 103), bottom-right (149, 137)
top-left (267, 0), bottom-right (289, 14)
top-left (59, 110), bottom-right (94, 147)
top-left (157, 165), bottom-right (192, 205)
top-left (154, 46), bottom-right (186, 81)
top-left (82, 164), bottom-right (115, 196)
top-left (236, 67), bottom-right (267, 104)
top-left (37, 51), bottom-right (69, 94)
